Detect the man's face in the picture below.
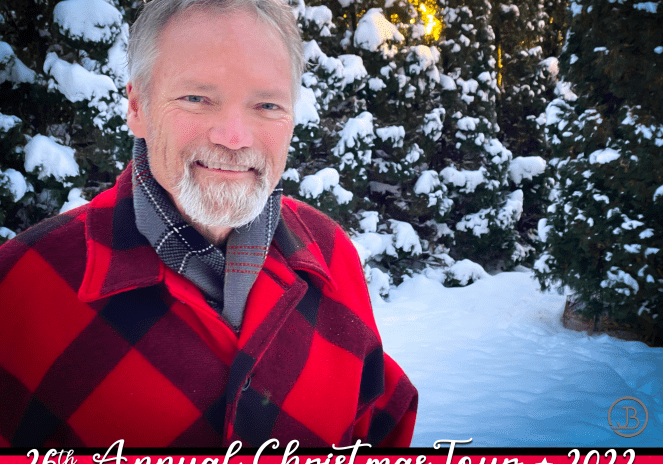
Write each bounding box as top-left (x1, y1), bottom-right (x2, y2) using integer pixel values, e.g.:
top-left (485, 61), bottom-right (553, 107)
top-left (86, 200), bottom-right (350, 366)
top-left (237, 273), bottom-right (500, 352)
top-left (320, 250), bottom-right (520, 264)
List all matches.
top-left (127, 9), bottom-right (294, 229)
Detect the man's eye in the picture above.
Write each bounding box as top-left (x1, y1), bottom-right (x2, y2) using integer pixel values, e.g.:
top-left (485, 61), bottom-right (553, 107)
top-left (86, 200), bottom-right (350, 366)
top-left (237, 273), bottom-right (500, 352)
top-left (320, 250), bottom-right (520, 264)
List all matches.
top-left (260, 103), bottom-right (279, 111)
top-left (184, 95), bottom-right (204, 103)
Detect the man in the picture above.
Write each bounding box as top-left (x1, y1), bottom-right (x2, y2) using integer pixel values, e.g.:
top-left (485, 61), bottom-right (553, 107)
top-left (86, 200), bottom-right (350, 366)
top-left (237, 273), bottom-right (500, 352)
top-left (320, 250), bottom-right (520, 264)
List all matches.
top-left (0, 0), bottom-right (417, 448)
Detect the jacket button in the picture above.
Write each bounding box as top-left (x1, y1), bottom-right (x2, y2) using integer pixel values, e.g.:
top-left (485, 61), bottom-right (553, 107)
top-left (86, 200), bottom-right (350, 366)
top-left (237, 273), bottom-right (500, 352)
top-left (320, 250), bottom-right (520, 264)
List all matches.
top-left (242, 376), bottom-right (251, 392)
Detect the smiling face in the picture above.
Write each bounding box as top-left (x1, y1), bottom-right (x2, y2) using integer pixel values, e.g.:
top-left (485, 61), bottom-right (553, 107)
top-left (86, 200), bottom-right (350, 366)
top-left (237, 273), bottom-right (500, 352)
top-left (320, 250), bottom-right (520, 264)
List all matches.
top-left (127, 9), bottom-right (294, 242)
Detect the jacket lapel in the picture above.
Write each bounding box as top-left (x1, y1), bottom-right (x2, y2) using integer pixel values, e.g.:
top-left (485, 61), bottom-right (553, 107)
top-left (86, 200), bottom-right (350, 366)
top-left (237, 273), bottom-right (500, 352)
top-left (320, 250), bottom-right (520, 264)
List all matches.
top-left (78, 165), bottom-right (165, 303)
top-left (223, 208), bottom-right (339, 445)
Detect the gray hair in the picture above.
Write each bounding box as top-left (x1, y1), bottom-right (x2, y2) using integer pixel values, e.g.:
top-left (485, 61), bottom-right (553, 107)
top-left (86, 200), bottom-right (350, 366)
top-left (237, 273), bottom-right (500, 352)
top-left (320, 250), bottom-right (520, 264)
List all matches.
top-left (127, 0), bottom-right (304, 107)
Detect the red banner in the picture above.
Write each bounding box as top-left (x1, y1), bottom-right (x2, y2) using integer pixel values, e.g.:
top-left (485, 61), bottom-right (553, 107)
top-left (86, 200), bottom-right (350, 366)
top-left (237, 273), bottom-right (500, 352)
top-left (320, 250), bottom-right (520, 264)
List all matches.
top-left (1, 440), bottom-right (661, 464)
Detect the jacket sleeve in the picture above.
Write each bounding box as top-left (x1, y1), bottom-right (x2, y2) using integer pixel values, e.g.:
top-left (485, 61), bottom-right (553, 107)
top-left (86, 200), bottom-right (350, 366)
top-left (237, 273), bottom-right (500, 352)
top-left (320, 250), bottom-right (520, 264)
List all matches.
top-left (326, 222), bottom-right (418, 446)
top-left (354, 352), bottom-right (419, 447)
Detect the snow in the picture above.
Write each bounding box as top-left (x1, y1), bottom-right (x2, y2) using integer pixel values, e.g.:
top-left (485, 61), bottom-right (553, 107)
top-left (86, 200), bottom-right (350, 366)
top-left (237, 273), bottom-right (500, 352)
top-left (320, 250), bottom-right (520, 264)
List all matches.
top-left (537, 218), bottom-right (551, 242)
top-left (456, 208), bottom-right (491, 237)
top-left (589, 147), bottom-right (621, 164)
top-left (554, 81), bottom-right (578, 102)
top-left (367, 77), bottom-right (386, 92)
top-left (303, 5), bottom-right (333, 31)
top-left (439, 74), bottom-right (457, 90)
top-left (0, 41), bottom-right (37, 85)
top-left (406, 144), bottom-right (423, 164)
top-left (457, 77), bottom-right (479, 94)
top-left (291, 0), bottom-right (306, 19)
top-left (593, 194), bottom-right (610, 204)
top-left (332, 111), bottom-right (374, 155)
top-left (457, 116), bottom-right (478, 131)
top-left (358, 211), bottom-right (379, 234)
top-left (624, 244), bottom-right (641, 254)
top-left (354, 9), bottom-right (404, 52)
top-left (389, 220), bottom-right (422, 255)
top-left (622, 218), bottom-right (644, 230)
top-left (634, 2), bottom-right (658, 12)
top-left (332, 184), bottom-right (353, 204)
top-left (298, 167), bottom-right (351, 204)
top-left (485, 138), bottom-right (512, 165)
top-left (59, 187), bottom-right (88, 213)
top-left (0, 168), bottom-right (28, 201)
top-left (414, 170), bottom-right (441, 195)
top-left (500, 190), bottom-right (524, 227)
top-left (338, 54), bottom-right (368, 87)
top-left (299, 175), bottom-right (325, 199)
top-left (44, 52), bottom-right (117, 103)
top-left (639, 228), bottom-right (654, 239)
top-left (645, 248), bottom-right (660, 257)
top-left (445, 259), bottom-right (490, 286)
top-left (441, 166), bottom-right (486, 193)
top-left (635, 123), bottom-right (655, 139)
top-left (533, 252), bottom-right (553, 274)
top-left (422, 108), bottom-right (446, 141)
top-left (0, 227), bottom-right (16, 240)
top-left (500, 4), bottom-right (520, 16)
top-left (508, 156), bottom-right (546, 184)
top-left (0, 112), bottom-right (21, 132)
top-left (528, 46), bottom-right (543, 57)
top-left (303, 40), bottom-right (344, 81)
top-left (367, 267), bottom-right (391, 297)
top-left (294, 86), bottom-right (320, 126)
top-left (24, 135), bottom-right (79, 181)
top-left (352, 241), bottom-right (371, 266)
top-left (654, 185), bottom-right (663, 201)
top-left (374, 270), bottom-right (663, 446)
top-left (53, 0), bottom-right (123, 44)
top-left (375, 126), bottom-right (404, 146)
top-left (477, 71), bottom-right (492, 83)
top-left (352, 232), bottom-right (397, 260)
top-left (655, 46), bottom-right (663, 54)
top-left (407, 45), bottom-right (440, 76)
top-left (601, 269), bottom-right (640, 296)
top-left (281, 168), bottom-right (299, 182)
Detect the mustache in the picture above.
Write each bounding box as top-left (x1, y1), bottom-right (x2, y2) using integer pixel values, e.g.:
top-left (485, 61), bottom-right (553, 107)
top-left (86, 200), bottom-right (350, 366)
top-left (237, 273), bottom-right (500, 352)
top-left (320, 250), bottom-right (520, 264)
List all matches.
top-left (184, 145), bottom-right (267, 174)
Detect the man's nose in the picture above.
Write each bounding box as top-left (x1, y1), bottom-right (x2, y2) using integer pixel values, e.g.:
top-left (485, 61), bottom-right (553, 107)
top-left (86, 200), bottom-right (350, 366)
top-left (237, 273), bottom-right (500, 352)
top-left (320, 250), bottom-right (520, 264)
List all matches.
top-left (208, 109), bottom-right (254, 150)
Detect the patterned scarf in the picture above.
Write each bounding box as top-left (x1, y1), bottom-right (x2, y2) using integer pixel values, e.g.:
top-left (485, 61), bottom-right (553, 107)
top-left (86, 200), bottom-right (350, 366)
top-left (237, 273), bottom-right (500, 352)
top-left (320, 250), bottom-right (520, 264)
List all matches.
top-left (132, 138), bottom-right (281, 330)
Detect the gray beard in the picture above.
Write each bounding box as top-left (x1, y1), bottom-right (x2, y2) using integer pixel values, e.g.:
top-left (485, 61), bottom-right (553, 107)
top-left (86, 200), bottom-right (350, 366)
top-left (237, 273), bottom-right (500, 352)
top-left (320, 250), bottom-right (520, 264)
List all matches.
top-left (174, 146), bottom-right (272, 229)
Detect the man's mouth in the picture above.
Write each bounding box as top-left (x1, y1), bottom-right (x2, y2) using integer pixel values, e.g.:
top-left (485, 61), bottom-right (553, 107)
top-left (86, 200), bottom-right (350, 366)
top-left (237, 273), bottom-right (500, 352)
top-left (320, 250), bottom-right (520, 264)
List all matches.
top-left (195, 160), bottom-right (252, 172)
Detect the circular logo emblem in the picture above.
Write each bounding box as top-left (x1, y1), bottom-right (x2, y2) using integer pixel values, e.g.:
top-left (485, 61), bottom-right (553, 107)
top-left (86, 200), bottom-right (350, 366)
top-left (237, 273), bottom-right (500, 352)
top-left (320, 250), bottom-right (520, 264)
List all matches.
top-left (608, 396), bottom-right (648, 438)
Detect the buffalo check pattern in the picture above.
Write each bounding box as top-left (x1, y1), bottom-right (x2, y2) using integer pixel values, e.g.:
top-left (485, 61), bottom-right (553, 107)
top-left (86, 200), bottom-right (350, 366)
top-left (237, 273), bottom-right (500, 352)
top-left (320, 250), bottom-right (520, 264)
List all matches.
top-left (0, 165), bottom-right (418, 448)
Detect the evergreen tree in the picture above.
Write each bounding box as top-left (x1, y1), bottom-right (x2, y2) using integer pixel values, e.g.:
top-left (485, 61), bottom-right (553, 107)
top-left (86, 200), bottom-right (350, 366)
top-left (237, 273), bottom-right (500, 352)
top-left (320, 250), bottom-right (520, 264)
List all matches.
top-left (490, 0), bottom-right (563, 263)
top-left (493, 0), bottom-right (555, 160)
top-left (0, 0), bottom-right (133, 243)
top-left (535, 0), bottom-right (663, 332)
top-left (285, 0), bottom-right (445, 283)
top-left (422, 0), bottom-right (525, 268)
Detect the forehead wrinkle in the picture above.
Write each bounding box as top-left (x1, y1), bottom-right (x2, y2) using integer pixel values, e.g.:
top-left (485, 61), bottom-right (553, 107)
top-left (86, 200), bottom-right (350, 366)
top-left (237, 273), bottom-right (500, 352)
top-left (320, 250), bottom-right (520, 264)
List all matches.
top-left (175, 80), bottom-right (219, 92)
top-left (253, 89), bottom-right (291, 100)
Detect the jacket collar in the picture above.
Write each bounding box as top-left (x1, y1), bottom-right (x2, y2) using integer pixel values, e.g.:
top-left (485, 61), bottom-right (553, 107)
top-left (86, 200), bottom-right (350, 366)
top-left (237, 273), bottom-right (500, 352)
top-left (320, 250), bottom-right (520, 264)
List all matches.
top-left (78, 164), bottom-right (334, 302)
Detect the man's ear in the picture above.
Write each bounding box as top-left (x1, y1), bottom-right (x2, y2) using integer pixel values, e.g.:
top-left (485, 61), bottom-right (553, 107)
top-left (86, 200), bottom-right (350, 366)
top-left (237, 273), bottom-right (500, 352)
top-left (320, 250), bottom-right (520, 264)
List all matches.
top-left (126, 82), bottom-right (148, 139)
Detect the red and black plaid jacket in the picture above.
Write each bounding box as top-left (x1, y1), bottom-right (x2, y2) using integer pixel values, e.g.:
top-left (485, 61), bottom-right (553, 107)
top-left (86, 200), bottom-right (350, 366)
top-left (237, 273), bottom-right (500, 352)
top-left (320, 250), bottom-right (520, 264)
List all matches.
top-left (0, 167), bottom-right (417, 448)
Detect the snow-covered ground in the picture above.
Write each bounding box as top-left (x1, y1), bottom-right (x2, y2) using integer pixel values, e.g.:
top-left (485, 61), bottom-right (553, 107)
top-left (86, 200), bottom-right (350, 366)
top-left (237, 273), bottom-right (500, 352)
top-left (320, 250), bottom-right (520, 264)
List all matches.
top-left (372, 269), bottom-right (663, 447)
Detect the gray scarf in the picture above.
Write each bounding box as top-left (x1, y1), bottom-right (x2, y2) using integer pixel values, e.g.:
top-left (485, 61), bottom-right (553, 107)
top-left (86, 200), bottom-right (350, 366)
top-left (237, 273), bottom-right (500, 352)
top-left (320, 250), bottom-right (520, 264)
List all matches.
top-left (132, 138), bottom-right (281, 330)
